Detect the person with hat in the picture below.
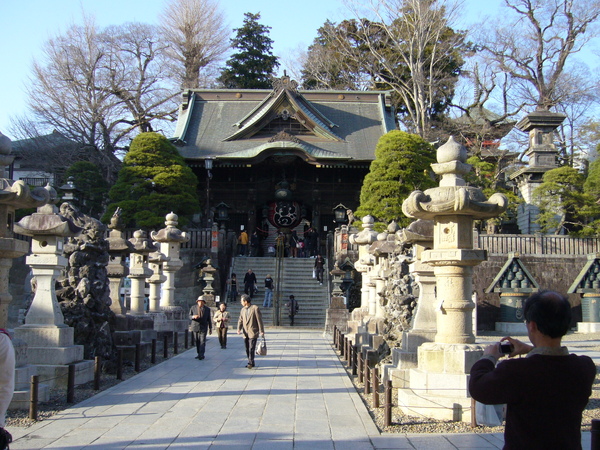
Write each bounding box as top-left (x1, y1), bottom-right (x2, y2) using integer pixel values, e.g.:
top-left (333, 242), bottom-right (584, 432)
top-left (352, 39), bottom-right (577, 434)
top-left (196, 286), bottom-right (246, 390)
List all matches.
top-left (189, 297), bottom-right (212, 360)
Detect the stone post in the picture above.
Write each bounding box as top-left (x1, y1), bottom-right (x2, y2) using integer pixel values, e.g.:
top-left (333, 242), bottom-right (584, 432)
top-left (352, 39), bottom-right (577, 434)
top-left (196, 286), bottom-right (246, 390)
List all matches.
top-left (128, 230), bottom-right (155, 315)
top-left (151, 212), bottom-right (189, 310)
top-left (147, 251), bottom-right (168, 313)
top-left (568, 253), bottom-right (600, 333)
top-left (105, 208), bottom-right (133, 315)
top-left (398, 136), bottom-right (508, 421)
top-left (324, 263), bottom-right (349, 335)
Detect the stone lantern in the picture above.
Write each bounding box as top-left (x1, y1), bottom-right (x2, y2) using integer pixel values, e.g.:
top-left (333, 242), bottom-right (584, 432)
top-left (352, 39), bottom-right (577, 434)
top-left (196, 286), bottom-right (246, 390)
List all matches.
top-left (13, 188), bottom-right (94, 388)
top-left (128, 230), bottom-right (156, 315)
top-left (568, 253), bottom-right (600, 333)
top-left (105, 208), bottom-right (133, 315)
top-left (324, 262), bottom-right (349, 335)
top-left (486, 252), bottom-right (538, 334)
top-left (147, 251), bottom-right (169, 313)
top-left (151, 212), bottom-right (189, 310)
top-left (200, 259), bottom-right (217, 306)
top-left (399, 136), bottom-right (508, 421)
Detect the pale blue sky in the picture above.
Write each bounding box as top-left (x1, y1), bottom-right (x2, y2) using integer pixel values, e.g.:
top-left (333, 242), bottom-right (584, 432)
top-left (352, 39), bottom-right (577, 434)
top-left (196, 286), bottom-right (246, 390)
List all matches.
top-left (0, 0), bottom-right (501, 138)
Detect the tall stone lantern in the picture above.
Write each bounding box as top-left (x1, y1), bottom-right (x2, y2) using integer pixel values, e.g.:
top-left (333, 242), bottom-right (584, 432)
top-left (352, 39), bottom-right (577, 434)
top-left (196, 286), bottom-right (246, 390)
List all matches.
top-left (151, 212), bottom-right (189, 310)
top-left (399, 136), bottom-right (508, 421)
top-left (128, 230), bottom-right (156, 315)
top-left (105, 208), bottom-right (133, 315)
top-left (0, 132), bottom-right (51, 327)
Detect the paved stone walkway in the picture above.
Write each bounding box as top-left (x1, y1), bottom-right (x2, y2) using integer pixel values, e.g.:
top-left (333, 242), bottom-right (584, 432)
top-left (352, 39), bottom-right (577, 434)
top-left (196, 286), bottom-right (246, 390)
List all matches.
top-left (8, 329), bottom-right (593, 449)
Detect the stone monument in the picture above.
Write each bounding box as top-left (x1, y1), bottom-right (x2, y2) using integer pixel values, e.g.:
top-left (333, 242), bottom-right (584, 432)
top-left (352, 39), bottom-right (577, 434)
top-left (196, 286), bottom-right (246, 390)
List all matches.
top-left (400, 136), bottom-right (508, 421)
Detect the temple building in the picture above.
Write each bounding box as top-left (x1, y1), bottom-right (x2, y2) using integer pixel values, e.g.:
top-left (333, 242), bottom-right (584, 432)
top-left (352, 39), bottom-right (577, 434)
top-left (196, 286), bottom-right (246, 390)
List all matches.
top-left (171, 76), bottom-right (396, 245)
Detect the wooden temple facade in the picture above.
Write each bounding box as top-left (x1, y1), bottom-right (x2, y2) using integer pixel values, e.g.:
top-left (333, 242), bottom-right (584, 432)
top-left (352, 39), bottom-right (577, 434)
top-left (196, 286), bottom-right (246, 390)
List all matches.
top-left (171, 76), bottom-right (396, 240)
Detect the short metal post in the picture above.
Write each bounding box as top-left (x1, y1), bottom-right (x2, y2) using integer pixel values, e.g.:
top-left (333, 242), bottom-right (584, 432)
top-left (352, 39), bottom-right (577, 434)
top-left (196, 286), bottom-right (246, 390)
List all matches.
top-left (364, 362), bottom-right (370, 395)
top-left (94, 356), bottom-right (101, 391)
top-left (135, 343), bottom-right (141, 372)
top-left (163, 334), bottom-right (169, 359)
top-left (151, 338), bottom-right (157, 364)
top-left (333, 325), bottom-right (337, 346)
top-left (471, 397), bottom-right (477, 428)
top-left (184, 330), bottom-right (189, 349)
top-left (174, 332), bottom-right (179, 355)
top-left (384, 380), bottom-right (392, 427)
top-left (340, 333), bottom-right (345, 357)
top-left (372, 367), bottom-right (379, 408)
top-left (351, 346), bottom-right (358, 376)
top-left (29, 375), bottom-right (39, 421)
top-left (358, 352), bottom-right (364, 383)
top-left (117, 348), bottom-right (124, 380)
top-left (67, 364), bottom-right (76, 403)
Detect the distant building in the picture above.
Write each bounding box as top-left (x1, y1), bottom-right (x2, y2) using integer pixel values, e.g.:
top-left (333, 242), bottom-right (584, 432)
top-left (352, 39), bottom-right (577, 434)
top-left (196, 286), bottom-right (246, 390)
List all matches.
top-left (171, 75), bottom-right (396, 235)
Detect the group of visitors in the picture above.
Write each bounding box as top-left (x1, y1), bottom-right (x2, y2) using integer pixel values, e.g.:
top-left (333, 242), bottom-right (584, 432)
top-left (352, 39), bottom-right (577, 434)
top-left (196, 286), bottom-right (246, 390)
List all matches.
top-left (189, 294), bottom-right (265, 369)
top-left (237, 226), bottom-right (321, 259)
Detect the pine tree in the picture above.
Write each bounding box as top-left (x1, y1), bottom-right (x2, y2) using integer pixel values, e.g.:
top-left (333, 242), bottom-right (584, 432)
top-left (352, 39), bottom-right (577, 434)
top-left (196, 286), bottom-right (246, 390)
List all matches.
top-left (355, 130), bottom-right (436, 229)
top-left (217, 12), bottom-right (279, 89)
top-left (102, 132), bottom-right (199, 229)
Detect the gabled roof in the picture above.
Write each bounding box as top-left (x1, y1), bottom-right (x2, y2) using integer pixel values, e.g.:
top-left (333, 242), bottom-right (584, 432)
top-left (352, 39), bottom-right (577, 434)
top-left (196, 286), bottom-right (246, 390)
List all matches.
top-left (172, 76), bottom-right (396, 166)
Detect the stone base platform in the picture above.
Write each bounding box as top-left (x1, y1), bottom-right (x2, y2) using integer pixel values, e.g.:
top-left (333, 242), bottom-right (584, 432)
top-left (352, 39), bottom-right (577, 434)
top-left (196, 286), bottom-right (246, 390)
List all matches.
top-left (577, 322), bottom-right (600, 333)
top-left (397, 386), bottom-right (473, 422)
top-left (35, 359), bottom-right (95, 389)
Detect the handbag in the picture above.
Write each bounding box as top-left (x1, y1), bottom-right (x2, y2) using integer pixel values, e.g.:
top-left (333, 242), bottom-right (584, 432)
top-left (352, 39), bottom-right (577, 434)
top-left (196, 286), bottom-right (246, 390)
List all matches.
top-left (256, 336), bottom-right (267, 356)
top-left (475, 402), bottom-right (504, 427)
top-left (0, 427), bottom-right (12, 450)
top-left (312, 269), bottom-right (316, 278)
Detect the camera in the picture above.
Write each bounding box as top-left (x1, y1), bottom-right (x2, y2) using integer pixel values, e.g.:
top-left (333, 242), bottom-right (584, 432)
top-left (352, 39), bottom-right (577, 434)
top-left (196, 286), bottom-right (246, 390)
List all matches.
top-left (500, 342), bottom-right (514, 354)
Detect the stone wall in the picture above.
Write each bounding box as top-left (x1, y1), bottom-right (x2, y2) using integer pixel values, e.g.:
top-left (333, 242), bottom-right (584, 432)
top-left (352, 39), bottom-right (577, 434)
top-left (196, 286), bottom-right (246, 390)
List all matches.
top-left (473, 254), bottom-right (586, 330)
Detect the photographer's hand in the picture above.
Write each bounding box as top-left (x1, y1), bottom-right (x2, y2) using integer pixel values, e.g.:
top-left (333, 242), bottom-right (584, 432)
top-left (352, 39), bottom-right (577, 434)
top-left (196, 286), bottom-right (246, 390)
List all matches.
top-left (483, 343), bottom-right (502, 360)
top-left (502, 336), bottom-right (533, 357)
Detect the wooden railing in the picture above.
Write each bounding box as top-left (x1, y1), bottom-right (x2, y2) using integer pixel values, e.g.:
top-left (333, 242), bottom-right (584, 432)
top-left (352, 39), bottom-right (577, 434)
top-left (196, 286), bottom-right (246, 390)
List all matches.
top-left (476, 234), bottom-right (600, 256)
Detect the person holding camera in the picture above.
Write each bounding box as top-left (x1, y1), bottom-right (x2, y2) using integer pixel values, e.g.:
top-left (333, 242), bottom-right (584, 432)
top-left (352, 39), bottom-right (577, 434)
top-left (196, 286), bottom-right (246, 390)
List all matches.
top-left (469, 290), bottom-right (596, 449)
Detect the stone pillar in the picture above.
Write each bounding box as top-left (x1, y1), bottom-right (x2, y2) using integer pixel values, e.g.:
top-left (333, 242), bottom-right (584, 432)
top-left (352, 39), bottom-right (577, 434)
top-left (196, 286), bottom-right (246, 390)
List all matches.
top-left (128, 230), bottom-right (155, 315)
top-left (398, 136), bottom-right (508, 421)
top-left (200, 259), bottom-right (217, 307)
top-left (151, 212), bottom-right (189, 310)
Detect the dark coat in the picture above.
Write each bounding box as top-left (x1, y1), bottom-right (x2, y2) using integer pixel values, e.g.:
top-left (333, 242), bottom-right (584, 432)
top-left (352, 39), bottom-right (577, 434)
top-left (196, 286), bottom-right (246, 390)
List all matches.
top-left (189, 304), bottom-right (212, 332)
top-left (469, 353), bottom-right (596, 449)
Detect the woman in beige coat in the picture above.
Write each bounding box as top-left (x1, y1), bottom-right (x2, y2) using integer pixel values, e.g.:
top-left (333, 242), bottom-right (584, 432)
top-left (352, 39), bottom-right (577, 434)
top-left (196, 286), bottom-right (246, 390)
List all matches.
top-left (213, 303), bottom-right (230, 349)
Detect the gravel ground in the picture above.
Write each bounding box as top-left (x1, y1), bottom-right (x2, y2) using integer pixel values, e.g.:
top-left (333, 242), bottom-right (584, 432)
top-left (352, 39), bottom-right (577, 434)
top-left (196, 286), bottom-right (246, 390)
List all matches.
top-left (6, 332), bottom-right (600, 434)
top-left (347, 331), bottom-right (600, 434)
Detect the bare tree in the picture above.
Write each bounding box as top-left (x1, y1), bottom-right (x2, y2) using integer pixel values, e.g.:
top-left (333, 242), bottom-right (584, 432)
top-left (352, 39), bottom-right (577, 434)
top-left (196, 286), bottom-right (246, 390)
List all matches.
top-left (474, 0), bottom-right (600, 111)
top-left (160, 0), bottom-right (230, 89)
top-left (340, 0), bottom-right (468, 138)
top-left (21, 17), bottom-right (179, 160)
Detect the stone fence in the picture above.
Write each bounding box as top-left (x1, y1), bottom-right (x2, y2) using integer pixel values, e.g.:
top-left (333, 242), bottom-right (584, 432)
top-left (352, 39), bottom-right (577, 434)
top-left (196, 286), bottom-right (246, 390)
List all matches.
top-left (476, 233), bottom-right (600, 255)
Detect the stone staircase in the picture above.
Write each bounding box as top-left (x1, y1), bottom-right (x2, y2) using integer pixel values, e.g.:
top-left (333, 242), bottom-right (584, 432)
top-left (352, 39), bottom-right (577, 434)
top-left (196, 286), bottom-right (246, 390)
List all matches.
top-left (225, 256), bottom-right (328, 328)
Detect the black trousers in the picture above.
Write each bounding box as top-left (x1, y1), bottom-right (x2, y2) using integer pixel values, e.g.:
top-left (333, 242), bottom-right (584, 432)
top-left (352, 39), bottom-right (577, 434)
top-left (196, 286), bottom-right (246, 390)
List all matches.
top-left (217, 327), bottom-right (227, 348)
top-left (244, 336), bottom-right (258, 365)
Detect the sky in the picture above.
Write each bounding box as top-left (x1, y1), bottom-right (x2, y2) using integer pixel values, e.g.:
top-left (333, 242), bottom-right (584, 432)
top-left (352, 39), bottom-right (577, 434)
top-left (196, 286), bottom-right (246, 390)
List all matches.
top-left (0, 0), bottom-right (502, 139)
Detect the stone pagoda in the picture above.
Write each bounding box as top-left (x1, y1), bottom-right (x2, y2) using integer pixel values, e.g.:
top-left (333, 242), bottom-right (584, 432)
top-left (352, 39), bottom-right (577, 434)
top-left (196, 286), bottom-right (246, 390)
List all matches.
top-left (400, 136), bottom-right (508, 421)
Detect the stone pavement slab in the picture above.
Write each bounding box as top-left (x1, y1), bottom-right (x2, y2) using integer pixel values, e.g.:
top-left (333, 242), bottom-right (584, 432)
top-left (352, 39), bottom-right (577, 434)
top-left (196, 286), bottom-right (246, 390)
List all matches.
top-left (6, 329), bottom-right (593, 449)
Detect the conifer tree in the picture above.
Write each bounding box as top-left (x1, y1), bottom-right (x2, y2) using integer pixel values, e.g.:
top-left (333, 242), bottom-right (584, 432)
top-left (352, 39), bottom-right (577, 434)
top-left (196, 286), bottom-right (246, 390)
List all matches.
top-left (355, 130), bottom-right (435, 229)
top-left (217, 12), bottom-right (279, 89)
top-left (103, 132), bottom-right (199, 229)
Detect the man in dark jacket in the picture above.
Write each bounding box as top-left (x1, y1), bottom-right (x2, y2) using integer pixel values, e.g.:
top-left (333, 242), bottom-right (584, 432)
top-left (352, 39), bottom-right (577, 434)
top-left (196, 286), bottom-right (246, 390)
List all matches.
top-left (469, 290), bottom-right (596, 449)
top-left (189, 297), bottom-right (212, 360)
top-left (243, 269), bottom-right (257, 298)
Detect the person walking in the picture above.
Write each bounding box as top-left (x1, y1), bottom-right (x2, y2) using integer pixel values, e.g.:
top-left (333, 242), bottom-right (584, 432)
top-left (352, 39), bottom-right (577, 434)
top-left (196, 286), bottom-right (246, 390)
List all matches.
top-left (213, 303), bottom-right (230, 349)
top-left (226, 273), bottom-right (238, 303)
top-left (238, 229), bottom-right (249, 256)
top-left (290, 230), bottom-right (299, 258)
top-left (314, 254), bottom-right (325, 285)
top-left (237, 294), bottom-right (265, 369)
top-left (263, 274), bottom-right (274, 307)
top-left (0, 328), bottom-right (14, 447)
top-left (287, 295), bottom-right (299, 326)
top-left (189, 297), bottom-right (212, 360)
top-left (244, 268), bottom-right (257, 298)
top-left (250, 230), bottom-right (260, 257)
